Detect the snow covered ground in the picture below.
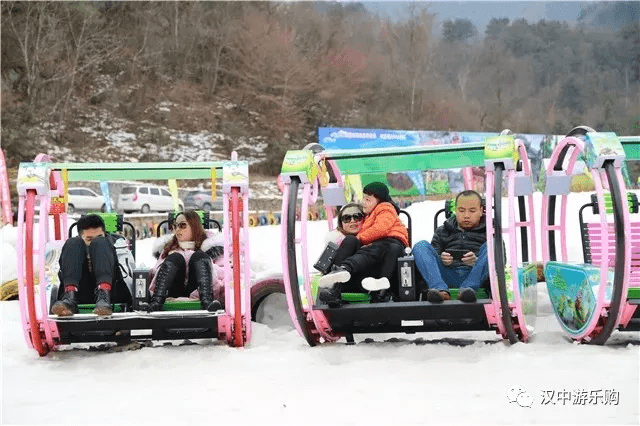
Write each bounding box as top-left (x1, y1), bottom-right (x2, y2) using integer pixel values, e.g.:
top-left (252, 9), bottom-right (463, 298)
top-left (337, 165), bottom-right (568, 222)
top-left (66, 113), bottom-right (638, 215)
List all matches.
top-left (1, 194), bottom-right (639, 425)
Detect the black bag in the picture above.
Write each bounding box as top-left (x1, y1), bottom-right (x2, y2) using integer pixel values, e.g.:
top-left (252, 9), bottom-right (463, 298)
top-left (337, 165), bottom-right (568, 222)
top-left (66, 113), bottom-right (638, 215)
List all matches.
top-left (107, 233), bottom-right (134, 304)
top-left (313, 242), bottom-right (339, 274)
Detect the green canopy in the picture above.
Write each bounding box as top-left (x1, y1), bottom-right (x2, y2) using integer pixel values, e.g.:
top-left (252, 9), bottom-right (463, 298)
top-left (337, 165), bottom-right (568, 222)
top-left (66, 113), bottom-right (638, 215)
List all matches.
top-left (322, 142), bottom-right (487, 175)
top-left (47, 162), bottom-right (226, 181)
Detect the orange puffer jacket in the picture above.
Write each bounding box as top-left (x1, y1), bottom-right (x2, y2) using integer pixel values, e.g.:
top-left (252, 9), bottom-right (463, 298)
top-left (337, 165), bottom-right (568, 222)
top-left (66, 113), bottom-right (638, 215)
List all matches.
top-left (357, 202), bottom-right (409, 247)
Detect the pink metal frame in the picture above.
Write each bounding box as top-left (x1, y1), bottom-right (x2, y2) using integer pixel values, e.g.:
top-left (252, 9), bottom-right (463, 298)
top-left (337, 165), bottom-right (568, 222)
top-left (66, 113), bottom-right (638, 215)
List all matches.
top-left (18, 154), bottom-right (251, 355)
top-left (484, 166), bottom-right (504, 337)
top-left (323, 159), bottom-right (343, 229)
top-left (282, 142), bottom-right (537, 343)
top-left (0, 149), bottom-right (11, 225)
top-left (484, 141), bottom-right (537, 342)
top-left (279, 183), bottom-right (306, 339)
top-left (280, 159), bottom-right (342, 343)
top-left (17, 154), bottom-right (64, 355)
top-left (541, 136), bottom-right (632, 341)
top-left (219, 180), bottom-right (252, 347)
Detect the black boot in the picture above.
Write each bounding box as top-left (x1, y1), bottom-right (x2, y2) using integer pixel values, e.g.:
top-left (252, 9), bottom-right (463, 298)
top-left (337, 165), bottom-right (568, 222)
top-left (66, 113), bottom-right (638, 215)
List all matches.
top-left (318, 283), bottom-right (343, 308)
top-left (148, 260), bottom-right (181, 311)
top-left (193, 256), bottom-right (222, 312)
top-left (370, 290), bottom-right (391, 304)
top-left (94, 287), bottom-right (113, 316)
top-left (51, 289), bottom-right (78, 316)
top-left (457, 288), bottom-right (477, 303)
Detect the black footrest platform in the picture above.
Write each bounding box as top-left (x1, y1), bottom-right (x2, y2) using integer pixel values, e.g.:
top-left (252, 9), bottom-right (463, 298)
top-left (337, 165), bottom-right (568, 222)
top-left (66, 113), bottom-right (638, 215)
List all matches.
top-left (315, 300), bottom-right (494, 334)
top-left (51, 311), bottom-right (219, 343)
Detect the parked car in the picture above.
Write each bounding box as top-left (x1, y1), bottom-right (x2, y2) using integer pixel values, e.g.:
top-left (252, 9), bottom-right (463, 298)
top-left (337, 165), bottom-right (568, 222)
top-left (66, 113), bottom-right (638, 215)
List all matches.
top-left (67, 187), bottom-right (115, 215)
top-left (183, 190), bottom-right (223, 212)
top-left (117, 185), bottom-right (184, 213)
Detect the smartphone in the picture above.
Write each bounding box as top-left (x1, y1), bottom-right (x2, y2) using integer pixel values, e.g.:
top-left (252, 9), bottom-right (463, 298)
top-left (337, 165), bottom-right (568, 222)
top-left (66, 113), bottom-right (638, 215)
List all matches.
top-left (446, 249), bottom-right (469, 260)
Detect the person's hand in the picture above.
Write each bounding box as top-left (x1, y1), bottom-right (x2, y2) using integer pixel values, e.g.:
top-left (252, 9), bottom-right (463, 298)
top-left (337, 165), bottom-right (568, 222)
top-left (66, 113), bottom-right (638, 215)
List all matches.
top-left (461, 251), bottom-right (476, 267)
top-left (441, 251), bottom-right (453, 266)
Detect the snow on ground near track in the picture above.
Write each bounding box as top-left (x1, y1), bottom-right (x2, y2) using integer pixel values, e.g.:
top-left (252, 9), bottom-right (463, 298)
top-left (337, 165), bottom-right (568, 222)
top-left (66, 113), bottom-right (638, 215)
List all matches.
top-left (1, 194), bottom-right (639, 425)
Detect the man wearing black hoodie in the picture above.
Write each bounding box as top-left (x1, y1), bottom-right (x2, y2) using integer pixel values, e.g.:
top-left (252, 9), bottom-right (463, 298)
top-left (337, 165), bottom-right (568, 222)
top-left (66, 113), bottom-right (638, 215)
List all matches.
top-left (412, 190), bottom-right (488, 303)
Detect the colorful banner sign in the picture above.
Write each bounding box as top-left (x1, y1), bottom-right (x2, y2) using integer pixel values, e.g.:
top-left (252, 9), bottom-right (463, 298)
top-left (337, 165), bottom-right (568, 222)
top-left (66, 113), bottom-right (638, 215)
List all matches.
top-left (318, 128), bottom-right (551, 193)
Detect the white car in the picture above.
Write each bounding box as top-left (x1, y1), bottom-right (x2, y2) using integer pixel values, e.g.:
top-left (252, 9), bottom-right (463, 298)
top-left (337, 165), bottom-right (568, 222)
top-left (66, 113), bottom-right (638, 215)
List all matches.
top-left (117, 185), bottom-right (184, 213)
top-left (67, 187), bottom-right (115, 215)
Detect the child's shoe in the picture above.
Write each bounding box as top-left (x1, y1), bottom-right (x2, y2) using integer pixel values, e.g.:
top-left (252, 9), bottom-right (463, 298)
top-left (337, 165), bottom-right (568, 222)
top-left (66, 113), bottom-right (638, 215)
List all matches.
top-left (318, 266), bottom-right (351, 288)
top-left (361, 277), bottom-right (390, 292)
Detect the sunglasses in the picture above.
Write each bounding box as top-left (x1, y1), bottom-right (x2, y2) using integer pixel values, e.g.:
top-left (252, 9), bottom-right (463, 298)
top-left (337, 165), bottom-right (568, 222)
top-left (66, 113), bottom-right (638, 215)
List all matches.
top-left (341, 213), bottom-right (364, 223)
top-left (172, 221), bottom-right (189, 230)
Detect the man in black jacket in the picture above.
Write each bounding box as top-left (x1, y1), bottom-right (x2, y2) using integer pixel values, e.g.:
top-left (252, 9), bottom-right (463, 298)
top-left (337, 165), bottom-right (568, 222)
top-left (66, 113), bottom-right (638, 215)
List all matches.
top-left (51, 214), bottom-right (131, 316)
top-left (412, 190), bottom-right (488, 303)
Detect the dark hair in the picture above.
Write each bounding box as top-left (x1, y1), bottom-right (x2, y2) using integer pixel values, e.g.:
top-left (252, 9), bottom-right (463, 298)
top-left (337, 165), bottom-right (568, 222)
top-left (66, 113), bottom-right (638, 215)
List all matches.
top-left (336, 203), bottom-right (365, 233)
top-left (455, 190), bottom-right (483, 206)
top-left (77, 214), bottom-right (106, 235)
top-left (161, 210), bottom-right (208, 257)
top-left (362, 181), bottom-right (400, 214)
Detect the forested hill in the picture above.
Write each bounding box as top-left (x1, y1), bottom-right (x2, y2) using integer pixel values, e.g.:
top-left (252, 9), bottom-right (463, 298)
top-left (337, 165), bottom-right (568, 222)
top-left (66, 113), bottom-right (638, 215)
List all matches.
top-left (1, 1), bottom-right (639, 175)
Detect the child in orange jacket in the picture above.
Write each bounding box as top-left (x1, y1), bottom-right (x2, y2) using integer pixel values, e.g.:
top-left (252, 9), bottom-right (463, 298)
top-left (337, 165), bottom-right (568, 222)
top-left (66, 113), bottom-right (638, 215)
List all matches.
top-left (318, 182), bottom-right (408, 306)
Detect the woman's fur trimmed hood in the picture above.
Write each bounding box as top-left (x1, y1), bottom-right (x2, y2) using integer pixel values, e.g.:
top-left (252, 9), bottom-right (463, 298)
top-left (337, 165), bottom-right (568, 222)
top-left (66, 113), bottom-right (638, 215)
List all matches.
top-left (201, 230), bottom-right (224, 253)
top-left (152, 230), bottom-right (224, 259)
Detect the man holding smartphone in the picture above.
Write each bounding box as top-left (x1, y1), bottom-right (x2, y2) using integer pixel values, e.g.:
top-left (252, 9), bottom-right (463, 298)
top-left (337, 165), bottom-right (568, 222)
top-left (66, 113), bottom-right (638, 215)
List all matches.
top-left (412, 190), bottom-right (489, 303)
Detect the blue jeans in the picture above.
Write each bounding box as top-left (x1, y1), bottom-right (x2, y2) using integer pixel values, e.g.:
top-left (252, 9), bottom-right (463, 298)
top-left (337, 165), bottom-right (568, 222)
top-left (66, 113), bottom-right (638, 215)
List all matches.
top-left (412, 241), bottom-right (489, 292)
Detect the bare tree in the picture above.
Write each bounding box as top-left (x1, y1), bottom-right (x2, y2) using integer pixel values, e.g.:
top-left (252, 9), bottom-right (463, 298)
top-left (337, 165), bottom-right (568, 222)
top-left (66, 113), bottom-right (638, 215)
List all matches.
top-left (458, 64), bottom-right (471, 103)
top-left (2, 2), bottom-right (121, 117)
top-left (406, 8), bottom-right (434, 124)
top-left (3, 1), bottom-right (62, 108)
top-left (53, 3), bottom-right (122, 118)
top-left (197, 2), bottom-right (244, 96)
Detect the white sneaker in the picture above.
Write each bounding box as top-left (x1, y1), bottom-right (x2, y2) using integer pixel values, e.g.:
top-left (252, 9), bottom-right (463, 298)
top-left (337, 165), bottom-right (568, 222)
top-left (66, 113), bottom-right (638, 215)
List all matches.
top-left (318, 268), bottom-right (351, 288)
top-left (361, 277), bottom-right (390, 292)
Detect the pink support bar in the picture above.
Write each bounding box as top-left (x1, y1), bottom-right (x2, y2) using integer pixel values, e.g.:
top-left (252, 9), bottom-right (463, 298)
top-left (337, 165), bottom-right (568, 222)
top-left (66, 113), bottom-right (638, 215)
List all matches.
top-left (484, 168), bottom-right (506, 337)
top-left (0, 149), bottom-right (11, 225)
top-left (279, 184), bottom-right (306, 339)
top-left (507, 168), bottom-right (529, 341)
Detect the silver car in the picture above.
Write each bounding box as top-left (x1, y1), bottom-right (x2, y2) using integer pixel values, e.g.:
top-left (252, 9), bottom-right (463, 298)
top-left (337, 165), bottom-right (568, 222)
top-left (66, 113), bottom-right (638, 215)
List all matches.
top-left (67, 187), bottom-right (115, 215)
top-left (118, 185), bottom-right (184, 213)
top-left (183, 190), bottom-right (223, 212)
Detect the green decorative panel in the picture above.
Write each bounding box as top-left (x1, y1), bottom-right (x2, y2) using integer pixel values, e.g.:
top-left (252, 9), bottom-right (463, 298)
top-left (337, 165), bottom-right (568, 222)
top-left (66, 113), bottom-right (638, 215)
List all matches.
top-left (280, 150), bottom-right (318, 183)
top-left (325, 143), bottom-right (486, 175)
top-left (620, 137), bottom-right (640, 160)
top-left (48, 162), bottom-right (225, 181)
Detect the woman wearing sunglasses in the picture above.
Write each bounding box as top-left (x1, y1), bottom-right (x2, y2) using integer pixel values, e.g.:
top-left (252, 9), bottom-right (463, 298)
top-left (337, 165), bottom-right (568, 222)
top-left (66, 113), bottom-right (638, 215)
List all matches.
top-left (316, 203), bottom-right (391, 302)
top-left (321, 203), bottom-right (366, 267)
top-left (145, 210), bottom-right (223, 312)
